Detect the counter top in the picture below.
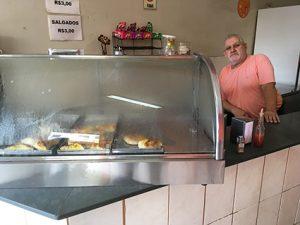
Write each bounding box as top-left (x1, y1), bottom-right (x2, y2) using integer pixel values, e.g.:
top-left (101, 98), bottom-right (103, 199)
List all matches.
top-left (0, 111), bottom-right (299, 220)
top-left (0, 185), bottom-right (162, 220)
top-left (225, 111), bottom-right (300, 167)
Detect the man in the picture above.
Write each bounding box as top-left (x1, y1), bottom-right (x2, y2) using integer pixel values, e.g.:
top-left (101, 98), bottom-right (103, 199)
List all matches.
top-left (219, 34), bottom-right (282, 123)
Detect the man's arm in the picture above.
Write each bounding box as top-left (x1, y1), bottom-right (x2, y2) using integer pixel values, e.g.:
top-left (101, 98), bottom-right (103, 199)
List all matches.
top-left (222, 100), bottom-right (249, 118)
top-left (261, 82), bottom-right (280, 123)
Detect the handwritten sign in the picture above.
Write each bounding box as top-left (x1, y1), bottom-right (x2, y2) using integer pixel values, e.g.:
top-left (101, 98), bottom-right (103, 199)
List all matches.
top-left (45, 0), bottom-right (80, 14)
top-left (48, 15), bottom-right (82, 41)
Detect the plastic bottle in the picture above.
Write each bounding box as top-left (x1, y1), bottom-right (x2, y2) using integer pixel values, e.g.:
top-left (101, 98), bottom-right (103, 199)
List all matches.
top-left (253, 108), bottom-right (265, 147)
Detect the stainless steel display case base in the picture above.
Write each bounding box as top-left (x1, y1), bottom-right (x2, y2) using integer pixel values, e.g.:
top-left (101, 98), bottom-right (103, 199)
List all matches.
top-left (0, 155), bottom-right (224, 187)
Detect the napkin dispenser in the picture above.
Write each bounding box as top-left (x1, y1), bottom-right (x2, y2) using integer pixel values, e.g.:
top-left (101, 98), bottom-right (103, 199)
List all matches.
top-left (230, 117), bottom-right (254, 144)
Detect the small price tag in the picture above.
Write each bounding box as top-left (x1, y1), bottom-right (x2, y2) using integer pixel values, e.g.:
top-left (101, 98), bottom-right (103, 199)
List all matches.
top-left (48, 132), bottom-right (99, 143)
top-left (45, 0), bottom-right (80, 14)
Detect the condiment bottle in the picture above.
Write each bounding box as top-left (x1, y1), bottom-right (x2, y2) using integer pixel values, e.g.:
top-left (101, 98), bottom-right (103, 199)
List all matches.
top-left (236, 136), bottom-right (245, 154)
top-left (253, 108), bottom-right (265, 147)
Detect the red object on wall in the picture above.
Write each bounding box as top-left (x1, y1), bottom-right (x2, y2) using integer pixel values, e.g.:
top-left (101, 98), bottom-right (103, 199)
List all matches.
top-left (237, 0), bottom-right (250, 18)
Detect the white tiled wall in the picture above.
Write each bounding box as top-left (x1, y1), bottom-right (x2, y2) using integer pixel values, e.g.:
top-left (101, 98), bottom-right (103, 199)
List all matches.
top-left (1, 145), bottom-right (300, 225)
top-left (125, 186), bottom-right (169, 225)
top-left (25, 210), bottom-right (67, 225)
top-left (209, 215), bottom-right (232, 225)
top-left (232, 204), bottom-right (258, 225)
top-left (68, 201), bottom-right (122, 225)
top-left (204, 165), bottom-right (237, 224)
top-left (283, 145), bottom-right (300, 191)
top-left (278, 186), bottom-right (300, 225)
top-left (257, 194), bottom-right (281, 225)
top-left (169, 185), bottom-right (205, 225)
top-left (0, 200), bottom-right (27, 225)
top-left (295, 199), bottom-right (300, 224)
top-left (234, 157), bottom-right (264, 212)
top-left (260, 149), bottom-right (288, 201)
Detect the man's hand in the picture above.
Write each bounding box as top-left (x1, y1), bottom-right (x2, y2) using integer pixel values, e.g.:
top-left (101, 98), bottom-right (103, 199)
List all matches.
top-left (264, 110), bottom-right (280, 123)
top-left (261, 83), bottom-right (280, 123)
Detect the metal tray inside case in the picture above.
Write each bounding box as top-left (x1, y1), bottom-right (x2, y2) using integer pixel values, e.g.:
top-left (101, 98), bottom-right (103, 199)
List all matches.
top-left (112, 114), bottom-right (164, 154)
top-left (57, 114), bottom-right (119, 154)
top-left (0, 111), bottom-right (80, 155)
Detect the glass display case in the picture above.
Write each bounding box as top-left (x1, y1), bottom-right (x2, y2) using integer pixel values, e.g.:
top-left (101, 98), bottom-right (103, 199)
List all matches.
top-left (0, 54), bottom-right (224, 187)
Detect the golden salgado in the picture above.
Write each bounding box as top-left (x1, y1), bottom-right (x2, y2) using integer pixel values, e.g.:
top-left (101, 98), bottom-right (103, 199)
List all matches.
top-left (123, 134), bottom-right (147, 145)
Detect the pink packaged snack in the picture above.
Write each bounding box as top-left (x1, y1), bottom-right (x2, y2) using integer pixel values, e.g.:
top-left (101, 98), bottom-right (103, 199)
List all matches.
top-left (117, 22), bottom-right (127, 31)
top-left (143, 32), bottom-right (152, 39)
top-left (113, 30), bottom-right (127, 39)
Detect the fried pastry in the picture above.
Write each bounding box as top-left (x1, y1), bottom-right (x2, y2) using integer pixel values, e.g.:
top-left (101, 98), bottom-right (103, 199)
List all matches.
top-left (138, 139), bottom-right (162, 149)
top-left (5, 144), bottom-right (33, 150)
top-left (123, 134), bottom-right (147, 145)
top-left (60, 143), bottom-right (84, 151)
top-left (96, 124), bottom-right (116, 133)
top-left (21, 138), bottom-right (47, 151)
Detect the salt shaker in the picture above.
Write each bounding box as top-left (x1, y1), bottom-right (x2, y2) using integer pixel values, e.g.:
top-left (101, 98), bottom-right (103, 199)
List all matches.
top-left (236, 136), bottom-right (245, 154)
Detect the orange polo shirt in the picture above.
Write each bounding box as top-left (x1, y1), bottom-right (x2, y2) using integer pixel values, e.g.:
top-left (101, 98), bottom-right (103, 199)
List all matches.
top-left (219, 54), bottom-right (282, 118)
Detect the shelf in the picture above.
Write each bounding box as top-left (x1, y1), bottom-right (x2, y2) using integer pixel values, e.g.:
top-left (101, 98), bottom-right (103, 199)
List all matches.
top-left (112, 35), bottom-right (162, 41)
top-left (120, 46), bottom-right (162, 50)
top-left (112, 35), bottom-right (162, 55)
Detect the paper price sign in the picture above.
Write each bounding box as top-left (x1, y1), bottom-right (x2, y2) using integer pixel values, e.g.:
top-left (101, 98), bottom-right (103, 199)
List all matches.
top-left (48, 132), bottom-right (100, 143)
top-left (48, 15), bottom-right (82, 41)
top-left (45, 0), bottom-right (80, 14)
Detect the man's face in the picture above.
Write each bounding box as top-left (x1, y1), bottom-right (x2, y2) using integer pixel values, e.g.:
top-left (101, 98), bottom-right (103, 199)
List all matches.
top-left (224, 36), bottom-right (247, 67)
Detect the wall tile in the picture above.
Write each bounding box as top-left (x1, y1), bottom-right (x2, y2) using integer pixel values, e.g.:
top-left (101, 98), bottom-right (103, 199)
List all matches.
top-left (204, 165), bottom-right (237, 224)
top-left (257, 194), bottom-right (281, 225)
top-left (68, 201), bottom-right (122, 225)
top-left (0, 200), bottom-right (27, 225)
top-left (25, 210), bottom-right (67, 225)
top-left (283, 145), bottom-right (300, 191)
top-left (232, 204), bottom-right (258, 225)
top-left (295, 199), bottom-right (300, 224)
top-left (260, 149), bottom-right (288, 201)
top-left (234, 157), bottom-right (264, 212)
top-left (125, 187), bottom-right (168, 225)
top-left (278, 185), bottom-right (300, 225)
top-left (169, 185), bottom-right (205, 225)
top-left (209, 214), bottom-right (232, 225)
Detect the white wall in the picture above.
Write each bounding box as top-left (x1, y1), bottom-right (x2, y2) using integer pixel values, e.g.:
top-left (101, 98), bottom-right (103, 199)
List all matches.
top-left (254, 5), bottom-right (300, 91)
top-left (0, 0), bottom-right (262, 56)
